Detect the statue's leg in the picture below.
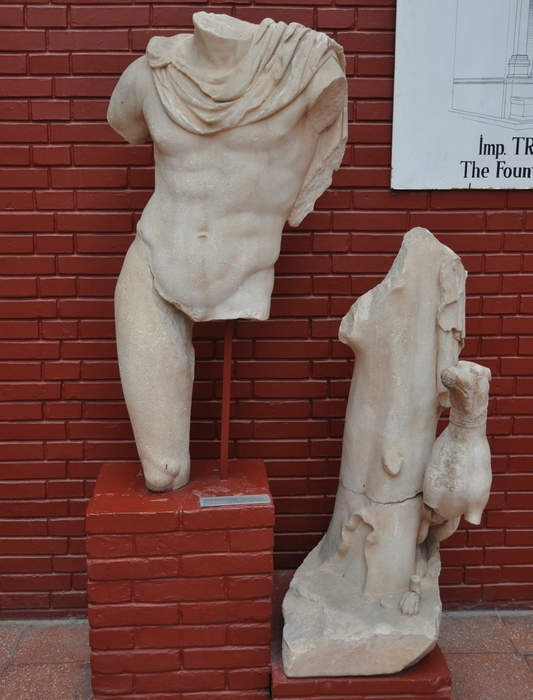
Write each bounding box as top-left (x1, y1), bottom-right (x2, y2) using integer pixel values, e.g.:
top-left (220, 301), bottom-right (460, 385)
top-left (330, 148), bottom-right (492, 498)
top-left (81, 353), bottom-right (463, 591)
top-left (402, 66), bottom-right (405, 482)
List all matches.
top-left (362, 495), bottom-right (424, 596)
top-left (319, 485), bottom-right (371, 592)
top-left (115, 236), bottom-right (194, 492)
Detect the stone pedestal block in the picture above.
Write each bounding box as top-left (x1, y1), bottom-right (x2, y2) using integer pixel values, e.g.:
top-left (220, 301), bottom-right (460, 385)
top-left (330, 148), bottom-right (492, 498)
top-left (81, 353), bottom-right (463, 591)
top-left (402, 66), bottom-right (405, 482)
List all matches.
top-left (272, 647), bottom-right (452, 700)
top-left (86, 460), bottom-right (274, 699)
top-left (271, 571), bottom-right (452, 700)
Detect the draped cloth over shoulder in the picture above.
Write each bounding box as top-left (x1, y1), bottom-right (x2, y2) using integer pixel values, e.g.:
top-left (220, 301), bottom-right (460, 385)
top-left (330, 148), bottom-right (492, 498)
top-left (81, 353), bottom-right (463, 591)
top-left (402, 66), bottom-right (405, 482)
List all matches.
top-left (146, 17), bottom-right (347, 225)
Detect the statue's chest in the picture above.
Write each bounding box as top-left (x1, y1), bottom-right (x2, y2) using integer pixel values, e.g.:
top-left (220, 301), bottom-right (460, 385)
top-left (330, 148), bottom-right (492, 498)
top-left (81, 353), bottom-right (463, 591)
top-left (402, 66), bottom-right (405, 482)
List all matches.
top-left (145, 90), bottom-right (314, 161)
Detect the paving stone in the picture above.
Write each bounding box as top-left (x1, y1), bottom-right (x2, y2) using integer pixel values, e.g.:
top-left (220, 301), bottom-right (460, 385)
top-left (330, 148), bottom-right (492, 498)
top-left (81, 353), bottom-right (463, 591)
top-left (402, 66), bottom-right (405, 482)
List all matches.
top-left (439, 615), bottom-right (515, 654)
top-left (10, 622), bottom-right (90, 665)
top-left (0, 625), bottom-right (25, 669)
top-left (501, 614), bottom-right (533, 654)
top-left (0, 662), bottom-right (92, 700)
top-left (446, 653), bottom-right (533, 700)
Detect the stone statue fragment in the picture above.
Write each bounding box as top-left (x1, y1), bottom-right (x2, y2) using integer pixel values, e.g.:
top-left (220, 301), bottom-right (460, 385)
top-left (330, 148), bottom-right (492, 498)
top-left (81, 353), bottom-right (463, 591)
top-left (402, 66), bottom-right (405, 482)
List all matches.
top-left (107, 13), bottom-right (347, 491)
top-left (282, 228), bottom-right (492, 677)
top-left (423, 360), bottom-right (492, 526)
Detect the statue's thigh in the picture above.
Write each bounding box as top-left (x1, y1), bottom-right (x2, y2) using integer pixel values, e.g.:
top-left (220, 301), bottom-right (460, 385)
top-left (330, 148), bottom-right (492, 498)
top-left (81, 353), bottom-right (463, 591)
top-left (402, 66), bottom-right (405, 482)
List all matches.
top-left (114, 236), bottom-right (194, 479)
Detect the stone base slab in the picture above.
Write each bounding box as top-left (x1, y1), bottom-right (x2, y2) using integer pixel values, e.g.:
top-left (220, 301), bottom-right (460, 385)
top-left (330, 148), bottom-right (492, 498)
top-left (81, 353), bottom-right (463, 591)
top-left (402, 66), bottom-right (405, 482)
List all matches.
top-left (272, 570), bottom-right (452, 700)
top-left (282, 544), bottom-right (442, 676)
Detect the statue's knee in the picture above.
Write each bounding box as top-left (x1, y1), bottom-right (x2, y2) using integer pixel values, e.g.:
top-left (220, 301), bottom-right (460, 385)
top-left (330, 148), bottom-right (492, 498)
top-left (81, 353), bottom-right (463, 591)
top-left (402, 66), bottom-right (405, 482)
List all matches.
top-left (142, 456), bottom-right (191, 493)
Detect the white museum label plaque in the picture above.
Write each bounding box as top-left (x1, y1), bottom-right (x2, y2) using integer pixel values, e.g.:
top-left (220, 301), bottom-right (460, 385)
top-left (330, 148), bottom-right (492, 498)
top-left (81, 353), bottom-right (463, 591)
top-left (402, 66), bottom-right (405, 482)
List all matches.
top-left (199, 494), bottom-right (271, 508)
top-left (392, 0), bottom-right (533, 189)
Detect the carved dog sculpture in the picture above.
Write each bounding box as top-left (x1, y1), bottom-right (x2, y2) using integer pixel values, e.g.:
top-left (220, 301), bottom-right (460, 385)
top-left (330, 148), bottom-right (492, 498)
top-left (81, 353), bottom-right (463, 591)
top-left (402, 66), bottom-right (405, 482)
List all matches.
top-left (423, 360), bottom-right (492, 526)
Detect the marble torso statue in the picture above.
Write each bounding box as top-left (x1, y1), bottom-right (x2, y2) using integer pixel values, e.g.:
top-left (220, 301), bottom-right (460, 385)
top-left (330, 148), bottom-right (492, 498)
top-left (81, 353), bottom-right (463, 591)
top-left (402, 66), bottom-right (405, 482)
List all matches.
top-left (109, 12), bottom-right (347, 322)
top-left (107, 13), bottom-right (347, 490)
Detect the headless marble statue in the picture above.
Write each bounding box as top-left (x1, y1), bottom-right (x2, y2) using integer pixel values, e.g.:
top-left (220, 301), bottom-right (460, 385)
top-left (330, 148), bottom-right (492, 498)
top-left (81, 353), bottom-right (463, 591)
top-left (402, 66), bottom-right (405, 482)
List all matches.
top-left (282, 228), bottom-right (492, 676)
top-left (108, 13), bottom-right (347, 491)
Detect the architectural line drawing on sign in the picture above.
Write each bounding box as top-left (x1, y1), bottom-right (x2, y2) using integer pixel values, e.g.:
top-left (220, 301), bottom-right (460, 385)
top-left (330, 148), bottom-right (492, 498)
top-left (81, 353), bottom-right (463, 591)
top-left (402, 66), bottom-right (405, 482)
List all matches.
top-left (392, 0), bottom-right (533, 188)
top-left (452, 0), bottom-right (533, 128)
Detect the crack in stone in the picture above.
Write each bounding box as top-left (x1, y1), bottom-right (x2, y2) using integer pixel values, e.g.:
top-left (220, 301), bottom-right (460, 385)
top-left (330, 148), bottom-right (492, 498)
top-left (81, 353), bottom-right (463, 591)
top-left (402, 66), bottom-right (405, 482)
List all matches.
top-left (339, 479), bottom-right (423, 507)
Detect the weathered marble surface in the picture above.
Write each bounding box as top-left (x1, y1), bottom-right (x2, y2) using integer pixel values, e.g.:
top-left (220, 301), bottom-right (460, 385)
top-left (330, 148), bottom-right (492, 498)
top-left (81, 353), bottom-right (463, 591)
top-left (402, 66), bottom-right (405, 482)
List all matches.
top-left (424, 360), bottom-right (492, 526)
top-left (282, 228), bottom-right (492, 677)
top-left (108, 13), bottom-right (347, 491)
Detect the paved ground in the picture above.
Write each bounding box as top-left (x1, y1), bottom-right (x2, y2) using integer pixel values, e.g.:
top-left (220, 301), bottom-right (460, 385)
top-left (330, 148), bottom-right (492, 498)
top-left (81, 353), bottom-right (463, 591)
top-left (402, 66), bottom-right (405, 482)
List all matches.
top-left (0, 611), bottom-right (532, 699)
top-left (0, 619), bottom-right (91, 700)
top-left (440, 611), bottom-right (533, 700)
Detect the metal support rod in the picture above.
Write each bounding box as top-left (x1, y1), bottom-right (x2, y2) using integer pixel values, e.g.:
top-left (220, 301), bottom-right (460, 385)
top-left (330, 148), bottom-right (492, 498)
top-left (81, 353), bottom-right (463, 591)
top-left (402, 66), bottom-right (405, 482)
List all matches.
top-left (220, 320), bottom-right (234, 479)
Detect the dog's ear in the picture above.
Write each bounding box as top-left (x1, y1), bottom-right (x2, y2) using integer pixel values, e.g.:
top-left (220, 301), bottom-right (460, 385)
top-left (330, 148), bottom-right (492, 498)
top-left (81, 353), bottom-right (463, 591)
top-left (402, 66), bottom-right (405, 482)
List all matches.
top-left (481, 365), bottom-right (491, 382)
top-left (470, 363), bottom-right (491, 383)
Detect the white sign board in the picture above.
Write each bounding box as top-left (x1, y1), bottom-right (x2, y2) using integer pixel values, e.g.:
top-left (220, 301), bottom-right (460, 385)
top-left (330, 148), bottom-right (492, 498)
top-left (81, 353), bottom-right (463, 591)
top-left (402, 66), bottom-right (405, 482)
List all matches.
top-left (392, 0), bottom-right (533, 189)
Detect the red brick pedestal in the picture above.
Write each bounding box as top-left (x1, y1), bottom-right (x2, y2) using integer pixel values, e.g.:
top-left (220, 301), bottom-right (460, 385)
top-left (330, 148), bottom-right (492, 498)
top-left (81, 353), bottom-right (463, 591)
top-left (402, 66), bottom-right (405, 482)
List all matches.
top-left (86, 461), bottom-right (274, 699)
top-left (271, 571), bottom-right (452, 700)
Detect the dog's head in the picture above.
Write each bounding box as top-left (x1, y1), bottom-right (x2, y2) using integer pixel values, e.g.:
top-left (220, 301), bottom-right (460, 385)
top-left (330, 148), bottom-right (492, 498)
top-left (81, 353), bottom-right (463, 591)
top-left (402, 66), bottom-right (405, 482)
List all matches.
top-left (440, 361), bottom-right (491, 415)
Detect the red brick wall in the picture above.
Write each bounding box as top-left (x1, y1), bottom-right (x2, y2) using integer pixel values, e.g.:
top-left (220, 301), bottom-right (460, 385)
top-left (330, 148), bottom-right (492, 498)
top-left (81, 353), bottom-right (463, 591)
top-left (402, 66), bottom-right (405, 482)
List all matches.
top-left (1, 0), bottom-right (532, 616)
